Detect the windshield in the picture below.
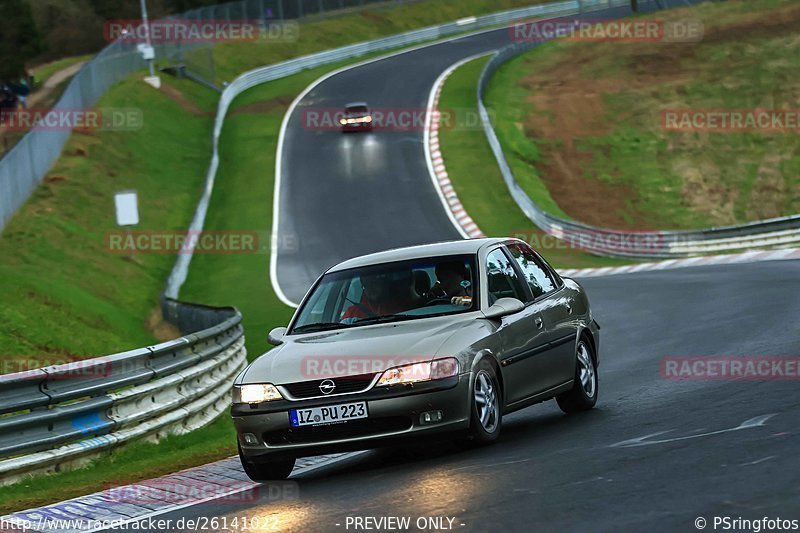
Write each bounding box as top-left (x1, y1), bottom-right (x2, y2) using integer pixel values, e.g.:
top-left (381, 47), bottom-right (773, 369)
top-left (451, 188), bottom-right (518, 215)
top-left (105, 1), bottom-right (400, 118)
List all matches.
top-left (290, 255), bottom-right (478, 334)
top-left (345, 105), bottom-right (369, 115)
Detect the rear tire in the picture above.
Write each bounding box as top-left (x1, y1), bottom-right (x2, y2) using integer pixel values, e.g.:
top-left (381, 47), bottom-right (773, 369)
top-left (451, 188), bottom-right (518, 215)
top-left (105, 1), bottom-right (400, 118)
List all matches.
top-left (238, 444), bottom-right (295, 482)
top-left (556, 338), bottom-right (598, 413)
top-left (465, 360), bottom-right (502, 445)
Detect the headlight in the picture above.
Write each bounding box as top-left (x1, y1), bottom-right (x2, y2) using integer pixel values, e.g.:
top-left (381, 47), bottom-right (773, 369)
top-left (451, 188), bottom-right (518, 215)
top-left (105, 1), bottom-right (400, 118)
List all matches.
top-left (363, 115), bottom-right (372, 123)
top-left (339, 118), bottom-right (347, 125)
top-left (234, 384), bottom-right (283, 404)
top-left (376, 358), bottom-right (459, 387)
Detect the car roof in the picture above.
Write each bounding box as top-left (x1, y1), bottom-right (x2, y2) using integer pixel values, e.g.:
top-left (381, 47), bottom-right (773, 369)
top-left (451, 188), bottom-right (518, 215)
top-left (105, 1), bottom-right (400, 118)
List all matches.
top-left (327, 238), bottom-right (510, 273)
top-left (345, 102), bottom-right (369, 109)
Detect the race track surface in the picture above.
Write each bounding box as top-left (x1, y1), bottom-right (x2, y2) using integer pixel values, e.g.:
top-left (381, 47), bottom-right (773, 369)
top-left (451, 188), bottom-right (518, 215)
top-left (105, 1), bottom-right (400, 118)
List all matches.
top-left (274, 4), bottom-right (639, 303)
top-left (117, 260), bottom-right (800, 532)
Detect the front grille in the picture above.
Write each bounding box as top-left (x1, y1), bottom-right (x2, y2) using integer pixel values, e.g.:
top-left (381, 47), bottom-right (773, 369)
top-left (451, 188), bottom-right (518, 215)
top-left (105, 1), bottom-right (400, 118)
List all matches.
top-left (264, 417), bottom-right (411, 445)
top-left (281, 373), bottom-right (376, 399)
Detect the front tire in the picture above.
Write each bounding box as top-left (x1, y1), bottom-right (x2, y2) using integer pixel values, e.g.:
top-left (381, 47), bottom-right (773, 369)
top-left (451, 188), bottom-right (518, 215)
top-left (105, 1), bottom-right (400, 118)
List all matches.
top-left (556, 338), bottom-right (598, 413)
top-left (466, 360), bottom-right (502, 444)
top-left (238, 444), bottom-right (295, 482)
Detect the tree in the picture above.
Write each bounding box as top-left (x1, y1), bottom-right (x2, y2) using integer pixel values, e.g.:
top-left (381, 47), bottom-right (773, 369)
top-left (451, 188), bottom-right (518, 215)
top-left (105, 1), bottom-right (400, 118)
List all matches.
top-left (0, 0), bottom-right (43, 79)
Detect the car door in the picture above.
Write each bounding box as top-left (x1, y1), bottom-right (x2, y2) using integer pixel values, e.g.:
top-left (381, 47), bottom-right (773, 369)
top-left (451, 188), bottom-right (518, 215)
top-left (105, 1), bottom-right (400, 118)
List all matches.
top-left (484, 247), bottom-right (552, 405)
top-left (506, 242), bottom-right (577, 387)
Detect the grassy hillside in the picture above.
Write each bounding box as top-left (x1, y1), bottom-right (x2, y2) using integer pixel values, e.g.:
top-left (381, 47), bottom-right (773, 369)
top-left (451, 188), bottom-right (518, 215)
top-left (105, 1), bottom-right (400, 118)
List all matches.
top-left (485, 0), bottom-right (800, 230)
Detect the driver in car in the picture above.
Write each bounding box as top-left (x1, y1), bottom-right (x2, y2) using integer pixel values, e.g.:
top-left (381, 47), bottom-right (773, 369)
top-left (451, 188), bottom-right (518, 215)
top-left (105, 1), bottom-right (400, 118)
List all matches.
top-left (341, 270), bottom-right (420, 322)
top-left (430, 260), bottom-right (472, 307)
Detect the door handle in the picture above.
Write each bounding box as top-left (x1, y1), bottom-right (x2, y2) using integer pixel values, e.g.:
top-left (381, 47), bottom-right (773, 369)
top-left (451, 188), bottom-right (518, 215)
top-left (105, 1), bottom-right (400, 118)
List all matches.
top-left (534, 316), bottom-right (543, 329)
top-left (565, 304), bottom-right (572, 315)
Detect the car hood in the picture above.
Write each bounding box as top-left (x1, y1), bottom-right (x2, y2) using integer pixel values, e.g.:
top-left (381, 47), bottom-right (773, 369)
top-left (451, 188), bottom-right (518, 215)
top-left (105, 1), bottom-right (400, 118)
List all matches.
top-left (242, 314), bottom-right (475, 385)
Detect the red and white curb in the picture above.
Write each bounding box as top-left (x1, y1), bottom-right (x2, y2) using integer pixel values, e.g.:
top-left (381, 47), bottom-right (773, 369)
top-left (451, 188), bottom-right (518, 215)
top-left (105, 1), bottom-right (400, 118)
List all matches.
top-left (425, 54), bottom-right (490, 240)
top-left (1, 452), bottom-right (363, 533)
top-left (558, 247), bottom-right (800, 278)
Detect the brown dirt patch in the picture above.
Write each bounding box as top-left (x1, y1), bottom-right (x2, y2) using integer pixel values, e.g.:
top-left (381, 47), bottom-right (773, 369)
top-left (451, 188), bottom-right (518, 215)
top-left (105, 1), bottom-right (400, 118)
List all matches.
top-left (230, 95), bottom-right (294, 116)
top-left (517, 3), bottom-right (800, 230)
top-left (146, 307), bottom-right (181, 343)
top-left (159, 84), bottom-right (212, 116)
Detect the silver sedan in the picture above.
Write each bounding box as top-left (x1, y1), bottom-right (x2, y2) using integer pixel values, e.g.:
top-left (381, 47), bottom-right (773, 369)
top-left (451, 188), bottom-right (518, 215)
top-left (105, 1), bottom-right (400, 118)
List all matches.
top-left (231, 238), bottom-right (600, 481)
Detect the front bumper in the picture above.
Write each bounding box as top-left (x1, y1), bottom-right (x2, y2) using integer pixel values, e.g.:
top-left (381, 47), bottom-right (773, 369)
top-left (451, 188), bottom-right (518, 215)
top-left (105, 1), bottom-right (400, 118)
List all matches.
top-left (233, 373), bottom-right (471, 462)
top-left (340, 121), bottom-right (373, 132)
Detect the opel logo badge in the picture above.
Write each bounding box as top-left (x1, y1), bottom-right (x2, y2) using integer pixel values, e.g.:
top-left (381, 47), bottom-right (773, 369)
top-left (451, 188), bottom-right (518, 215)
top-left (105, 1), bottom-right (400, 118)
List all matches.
top-left (319, 379), bottom-right (336, 395)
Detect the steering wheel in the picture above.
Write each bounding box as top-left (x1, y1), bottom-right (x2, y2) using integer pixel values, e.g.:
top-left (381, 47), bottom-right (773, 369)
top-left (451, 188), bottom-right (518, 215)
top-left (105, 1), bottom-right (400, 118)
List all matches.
top-left (425, 297), bottom-right (453, 306)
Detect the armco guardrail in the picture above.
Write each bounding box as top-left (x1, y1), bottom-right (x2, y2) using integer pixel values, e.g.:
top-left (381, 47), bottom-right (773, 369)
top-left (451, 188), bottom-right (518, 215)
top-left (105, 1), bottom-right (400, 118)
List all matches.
top-left (0, 299), bottom-right (246, 484)
top-left (477, 0), bottom-right (800, 258)
top-left (164, 0), bottom-right (624, 299)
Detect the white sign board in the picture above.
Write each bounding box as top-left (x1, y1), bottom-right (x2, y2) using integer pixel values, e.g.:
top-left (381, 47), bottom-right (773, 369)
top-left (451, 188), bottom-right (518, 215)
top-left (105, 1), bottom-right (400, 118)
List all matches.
top-left (114, 191), bottom-right (139, 226)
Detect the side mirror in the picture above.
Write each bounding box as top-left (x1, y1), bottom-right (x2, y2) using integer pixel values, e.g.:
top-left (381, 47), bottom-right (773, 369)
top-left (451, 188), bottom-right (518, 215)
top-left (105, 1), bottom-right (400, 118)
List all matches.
top-left (268, 326), bottom-right (287, 346)
top-left (483, 297), bottom-right (525, 320)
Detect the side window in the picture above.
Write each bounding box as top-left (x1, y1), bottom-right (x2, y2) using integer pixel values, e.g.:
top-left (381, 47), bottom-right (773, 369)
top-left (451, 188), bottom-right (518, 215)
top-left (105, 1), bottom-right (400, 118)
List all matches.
top-left (507, 243), bottom-right (556, 299)
top-left (485, 249), bottom-right (527, 305)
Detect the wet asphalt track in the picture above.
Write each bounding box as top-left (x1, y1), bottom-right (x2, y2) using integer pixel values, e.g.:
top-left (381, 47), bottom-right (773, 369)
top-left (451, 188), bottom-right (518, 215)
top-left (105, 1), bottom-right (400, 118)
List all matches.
top-left (274, 4), bottom-right (639, 303)
top-left (123, 260), bottom-right (800, 532)
top-left (120, 2), bottom-right (800, 530)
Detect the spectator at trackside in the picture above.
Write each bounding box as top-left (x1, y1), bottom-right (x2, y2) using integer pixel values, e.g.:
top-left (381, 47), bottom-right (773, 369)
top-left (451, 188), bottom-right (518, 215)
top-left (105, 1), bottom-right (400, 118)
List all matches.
top-left (0, 84), bottom-right (18, 112)
top-left (15, 79), bottom-right (30, 109)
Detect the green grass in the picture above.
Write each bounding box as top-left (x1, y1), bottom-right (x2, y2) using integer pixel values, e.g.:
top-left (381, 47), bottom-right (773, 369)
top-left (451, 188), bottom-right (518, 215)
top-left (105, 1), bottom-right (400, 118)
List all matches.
top-left (31, 55), bottom-right (93, 89)
top-left (202, 0), bottom-right (555, 84)
top-left (437, 55), bottom-right (630, 270)
top-left (0, 76), bottom-right (217, 366)
top-left (485, 0), bottom-right (800, 230)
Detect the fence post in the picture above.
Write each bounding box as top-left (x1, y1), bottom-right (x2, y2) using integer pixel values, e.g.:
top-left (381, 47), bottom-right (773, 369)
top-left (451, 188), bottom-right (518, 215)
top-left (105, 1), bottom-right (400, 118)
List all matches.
top-left (278, 0), bottom-right (284, 19)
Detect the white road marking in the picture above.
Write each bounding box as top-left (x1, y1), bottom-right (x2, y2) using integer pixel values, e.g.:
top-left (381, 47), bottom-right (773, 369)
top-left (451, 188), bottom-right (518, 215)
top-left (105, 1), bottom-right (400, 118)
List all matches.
top-left (609, 414), bottom-right (777, 448)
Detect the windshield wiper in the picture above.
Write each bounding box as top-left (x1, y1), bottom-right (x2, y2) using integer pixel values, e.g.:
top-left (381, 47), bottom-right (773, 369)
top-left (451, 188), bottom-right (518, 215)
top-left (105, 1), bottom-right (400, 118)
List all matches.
top-left (354, 314), bottom-right (418, 326)
top-left (292, 322), bottom-right (352, 333)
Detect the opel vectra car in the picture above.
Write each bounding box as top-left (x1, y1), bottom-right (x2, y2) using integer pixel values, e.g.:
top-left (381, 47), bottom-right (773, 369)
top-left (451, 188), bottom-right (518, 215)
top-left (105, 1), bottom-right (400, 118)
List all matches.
top-left (339, 102), bottom-right (373, 132)
top-left (232, 238), bottom-right (600, 481)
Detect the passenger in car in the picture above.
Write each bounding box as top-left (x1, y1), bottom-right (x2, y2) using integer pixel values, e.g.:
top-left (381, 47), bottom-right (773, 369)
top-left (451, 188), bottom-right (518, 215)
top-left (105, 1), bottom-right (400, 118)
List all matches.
top-left (431, 260), bottom-right (473, 306)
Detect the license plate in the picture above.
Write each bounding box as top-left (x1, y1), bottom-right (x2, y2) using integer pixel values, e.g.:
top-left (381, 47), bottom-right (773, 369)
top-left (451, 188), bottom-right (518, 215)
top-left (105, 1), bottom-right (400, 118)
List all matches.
top-left (289, 401), bottom-right (368, 427)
